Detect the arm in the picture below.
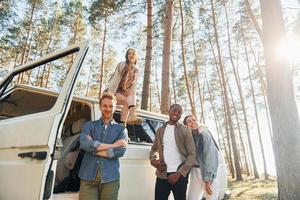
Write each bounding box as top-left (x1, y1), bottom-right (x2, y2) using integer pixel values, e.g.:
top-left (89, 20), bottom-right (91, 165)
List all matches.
top-left (79, 121), bottom-right (98, 153)
top-left (84, 133), bottom-right (126, 152)
top-left (149, 127), bottom-right (161, 162)
top-left (96, 139), bottom-right (127, 151)
top-left (150, 140), bottom-right (167, 171)
top-left (149, 134), bottom-right (158, 161)
top-left (202, 131), bottom-right (219, 183)
top-left (107, 62), bottom-right (123, 93)
top-left (96, 147), bottom-right (127, 159)
top-left (150, 128), bottom-right (167, 171)
top-left (177, 127), bottom-right (196, 177)
top-left (96, 127), bottom-right (128, 159)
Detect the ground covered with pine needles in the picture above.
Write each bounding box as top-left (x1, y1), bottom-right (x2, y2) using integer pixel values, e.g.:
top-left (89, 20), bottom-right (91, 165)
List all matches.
top-left (228, 177), bottom-right (277, 200)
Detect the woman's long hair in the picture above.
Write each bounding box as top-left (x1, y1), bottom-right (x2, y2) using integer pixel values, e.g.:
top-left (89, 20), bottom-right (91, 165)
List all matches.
top-left (125, 48), bottom-right (137, 65)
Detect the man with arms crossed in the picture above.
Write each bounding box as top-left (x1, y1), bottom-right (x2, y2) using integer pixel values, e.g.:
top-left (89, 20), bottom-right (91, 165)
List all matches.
top-left (150, 104), bottom-right (196, 200)
top-left (78, 92), bottom-right (128, 200)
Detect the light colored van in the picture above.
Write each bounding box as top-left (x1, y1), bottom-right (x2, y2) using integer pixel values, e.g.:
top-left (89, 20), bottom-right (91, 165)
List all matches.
top-left (0, 42), bottom-right (230, 200)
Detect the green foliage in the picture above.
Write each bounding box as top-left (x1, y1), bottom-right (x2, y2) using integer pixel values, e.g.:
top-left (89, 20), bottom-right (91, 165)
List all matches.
top-left (61, 0), bottom-right (87, 46)
top-left (89, 0), bottom-right (127, 24)
top-left (0, 0), bottom-right (16, 31)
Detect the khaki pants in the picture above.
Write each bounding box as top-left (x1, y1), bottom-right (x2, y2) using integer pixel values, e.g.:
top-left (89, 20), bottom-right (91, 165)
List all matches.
top-left (79, 168), bottom-right (120, 200)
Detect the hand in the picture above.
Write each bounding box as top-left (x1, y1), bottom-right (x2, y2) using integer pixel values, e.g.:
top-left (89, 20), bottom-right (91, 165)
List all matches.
top-left (86, 135), bottom-right (93, 141)
top-left (123, 91), bottom-right (130, 97)
top-left (167, 172), bottom-right (181, 185)
top-left (150, 160), bottom-right (167, 171)
top-left (205, 181), bottom-right (213, 195)
top-left (96, 150), bottom-right (109, 158)
top-left (113, 139), bottom-right (128, 148)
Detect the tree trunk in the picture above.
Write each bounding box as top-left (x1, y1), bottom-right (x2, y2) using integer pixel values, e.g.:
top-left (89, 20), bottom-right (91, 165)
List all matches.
top-left (241, 25), bottom-right (269, 179)
top-left (207, 31), bottom-right (235, 178)
top-left (223, 7), bottom-right (259, 178)
top-left (237, 45), bottom-right (260, 178)
top-left (24, 32), bottom-right (33, 65)
top-left (210, 0), bottom-right (242, 180)
top-left (149, 84), bottom-right (152, 111)
top-left (249, 42), bottom-right (273, 142)
top-left (192, 27), bottom-right (205, 123)
top-left (155, 61), bottom-right (161, 107)
top-left (161, 0), bottom-right (173, 114)
top-left (18, 2), bottom-right (36, 83)
top-left (244, 0), bottom-right (263, 42)
top-left (98, 13), bottom-right (107, 99)
top-left (45, 11), bottom-right (59, 54)
top-left (171, 51), bottom-right (177, 104)
top-left (71, 10), bottom-right (79, 66)
top-left (260, 0), bottom-right (300, 198)
top-left (13, 52), bottom-right (19, 69)
top-left (228, 75), bottom-right (250, 176)
top-left (45, 66), bottom-right (51, 88)
top-left (20, 2), bottom-right (36, 65)
top-left (179, 0), bottom-right (196, 117)
top-left (37, 16), bottom-right (58, 87)
top-left (141, 0), bottom-right (153, 110)
top-left (224, 5), bottom-right (250, 176)
top-left (206, 71), bottom-right (230, 167)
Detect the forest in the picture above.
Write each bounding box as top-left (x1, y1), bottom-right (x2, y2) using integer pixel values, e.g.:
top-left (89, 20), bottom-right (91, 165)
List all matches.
top-left (1, 0), bottom-right (300, 199)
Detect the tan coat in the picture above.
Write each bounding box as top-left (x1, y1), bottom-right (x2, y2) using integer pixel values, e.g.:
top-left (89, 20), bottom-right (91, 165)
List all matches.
top-left (150, 122), bottom-right (196, 179)
top-left (107, 61), bottom-right (139, 94)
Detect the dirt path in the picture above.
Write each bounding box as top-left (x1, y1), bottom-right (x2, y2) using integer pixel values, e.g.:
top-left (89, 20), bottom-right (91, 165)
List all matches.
top-left (228, 177), bottom-right (277, 200)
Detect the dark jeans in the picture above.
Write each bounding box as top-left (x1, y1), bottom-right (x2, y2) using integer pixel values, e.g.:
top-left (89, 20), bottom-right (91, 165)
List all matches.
top-left (155, 173), bottom-right (189, 200)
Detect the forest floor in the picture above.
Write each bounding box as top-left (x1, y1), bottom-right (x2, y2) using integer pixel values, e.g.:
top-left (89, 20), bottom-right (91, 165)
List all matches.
top-left (228, 176), bottom-right (277, 200)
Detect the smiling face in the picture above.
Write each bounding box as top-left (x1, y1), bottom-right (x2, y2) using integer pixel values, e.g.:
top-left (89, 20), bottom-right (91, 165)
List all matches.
top-left (168, 104), bottom-right (183, 124)
top-left (126, 49), bottom-right (137, 65)
top-left (184, 115), bottom-right (198, 130)
top-left (100, 97), bottom-right (116, 121)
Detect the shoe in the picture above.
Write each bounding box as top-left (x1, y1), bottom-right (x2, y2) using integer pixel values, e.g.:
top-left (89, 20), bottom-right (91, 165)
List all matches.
top-left (127, 106), bottom-right (143, 125)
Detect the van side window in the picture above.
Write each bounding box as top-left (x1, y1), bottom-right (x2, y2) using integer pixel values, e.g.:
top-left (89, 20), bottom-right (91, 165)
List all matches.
top-left (113, 112), bottom-right (165, 143)
top-left (147, 119), bottom-right (164, 132)
top-left (126, 124), bottom-right (152, 143)
top-left (142, 120), bottom-right (155, 141)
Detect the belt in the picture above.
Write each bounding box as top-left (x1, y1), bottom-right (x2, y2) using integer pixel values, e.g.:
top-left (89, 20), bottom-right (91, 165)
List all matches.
top-left (194, 164), bottom-right (200, 168)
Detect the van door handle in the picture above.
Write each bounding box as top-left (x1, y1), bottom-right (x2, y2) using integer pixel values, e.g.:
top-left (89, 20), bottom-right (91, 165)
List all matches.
top-left (18, 151), bottom-right (47, 160)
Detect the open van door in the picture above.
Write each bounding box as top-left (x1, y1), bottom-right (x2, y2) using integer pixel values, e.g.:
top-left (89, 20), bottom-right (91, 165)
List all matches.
top-left (0, 42), bottom-right (88, 199)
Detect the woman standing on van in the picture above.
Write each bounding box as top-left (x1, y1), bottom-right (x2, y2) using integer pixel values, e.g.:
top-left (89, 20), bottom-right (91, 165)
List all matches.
top-left (183, 115), bottom-right (219, 200)
top-left (106, 48), bottom-right (142, 126)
